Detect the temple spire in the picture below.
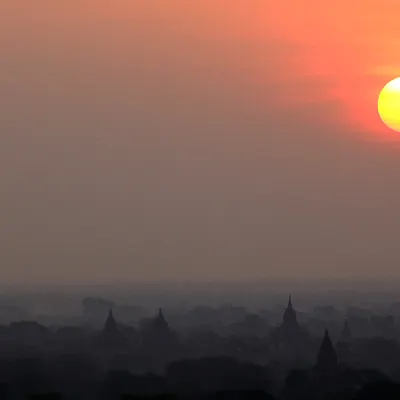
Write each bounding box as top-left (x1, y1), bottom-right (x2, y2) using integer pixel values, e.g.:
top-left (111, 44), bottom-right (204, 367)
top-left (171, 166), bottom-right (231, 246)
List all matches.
top-left (149, 307), bottom-right (170, 336)
top-left (281, 294), bottom-right (299, 332)
top-left (104, 308), bottom-right (117, 333)
top-left (288, 295), bottom-right (293, 309)
top-left (316, 329), bottom-right (338, 372)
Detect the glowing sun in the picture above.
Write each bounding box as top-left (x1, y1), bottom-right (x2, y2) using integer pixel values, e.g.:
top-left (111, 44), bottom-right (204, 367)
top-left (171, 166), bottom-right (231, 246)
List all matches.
top-left (378, 77), bottom-right (400, 132)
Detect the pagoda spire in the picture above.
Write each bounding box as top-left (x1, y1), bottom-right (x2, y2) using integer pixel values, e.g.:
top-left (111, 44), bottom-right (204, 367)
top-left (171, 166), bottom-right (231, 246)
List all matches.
top-left (104, 308), bottom-right (118, 333)
top-left (151, 307), bottom-right (170, 334)
top-left (316, 329), bottom-right (338, 372)
top-left (288, 294), bottom-right (293, 309)
top-left (281, 294), bottom-right (299, 330)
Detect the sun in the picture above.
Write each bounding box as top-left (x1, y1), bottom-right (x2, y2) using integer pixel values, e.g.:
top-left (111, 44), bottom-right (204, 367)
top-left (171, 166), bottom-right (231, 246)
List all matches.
top-left (378, 77), bottom-right (400, 132)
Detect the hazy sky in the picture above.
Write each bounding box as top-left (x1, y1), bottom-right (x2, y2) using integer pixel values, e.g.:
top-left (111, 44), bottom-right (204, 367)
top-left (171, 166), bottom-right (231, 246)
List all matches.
top-left (2, 1), bottom-right (400, 283)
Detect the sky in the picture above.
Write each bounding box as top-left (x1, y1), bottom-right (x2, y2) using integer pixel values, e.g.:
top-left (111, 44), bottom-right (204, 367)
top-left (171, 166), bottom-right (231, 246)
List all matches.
top-left (1, 1), bottom-right (400, 283)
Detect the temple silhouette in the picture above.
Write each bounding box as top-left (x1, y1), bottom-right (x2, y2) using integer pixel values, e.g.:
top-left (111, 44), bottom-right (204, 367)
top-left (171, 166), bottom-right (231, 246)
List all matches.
top-left (104, 309), bottom-right (118, 335)
top-left (270, 295), bottom-right (312, 367)
top-left (315, 329), bottom-right (338, 373)
top-left (280, 295), bottom-right (302, 341)
top-left (0, 292), bottom-right (397, 399)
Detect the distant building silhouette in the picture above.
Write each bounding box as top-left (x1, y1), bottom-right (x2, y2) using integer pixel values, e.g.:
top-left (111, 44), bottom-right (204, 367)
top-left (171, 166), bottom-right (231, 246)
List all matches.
top-left (282, 296), bottom-right (299, 331)
top-left (153, 308), bottom-right (170, 335)
top-left (141, 308), bottom-right (176, 349)
top-left (270, 295), bottom-right (312, 367)
top-left (97, 308), bottom-right (127, 351)
top-left (104, 309), bottom-right (118, 335)
top-left (315, 329), bottom-right (338, 373)
top-left (82, 297), bottom-right (115, 327)
top-left (273, 295), bottom-right (304, 344)
top-left (139, 308), bottom-right (179, 371)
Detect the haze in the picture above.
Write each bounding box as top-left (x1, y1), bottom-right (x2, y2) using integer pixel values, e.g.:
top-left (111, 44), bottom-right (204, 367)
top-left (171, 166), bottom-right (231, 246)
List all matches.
top-left (1, 1), bottom-right (400, 284)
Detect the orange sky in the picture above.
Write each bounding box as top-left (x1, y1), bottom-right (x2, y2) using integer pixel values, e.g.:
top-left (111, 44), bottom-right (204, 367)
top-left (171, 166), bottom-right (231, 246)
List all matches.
top-left (2, 1), bottom-right (399, 138)
top-left (2, 1), bottom-right (400, 282)
top-left (266, 0), bottom-right (400, 139)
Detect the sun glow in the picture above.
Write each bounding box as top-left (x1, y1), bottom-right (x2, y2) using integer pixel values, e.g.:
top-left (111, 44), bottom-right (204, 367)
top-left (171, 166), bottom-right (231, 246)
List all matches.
top-left (378, 77), bottom-right (400, 132)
